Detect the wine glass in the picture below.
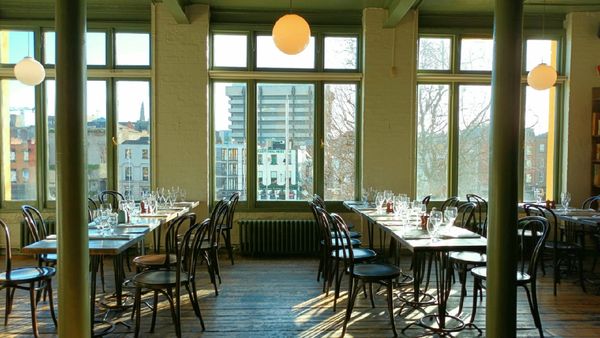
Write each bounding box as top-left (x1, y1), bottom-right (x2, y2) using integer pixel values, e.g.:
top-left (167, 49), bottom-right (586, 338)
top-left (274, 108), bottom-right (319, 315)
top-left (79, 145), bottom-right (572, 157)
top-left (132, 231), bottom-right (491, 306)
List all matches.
top-left (560, 191), bottom-right (571, 211)
top-left (375, 192), bottom-right (385, 213)
top-left (444, 206), bottom-right (458, 229)
top-left (534, 188), bottom-right (545, 204)
top-left (428, 210), bottom-right (443, 241)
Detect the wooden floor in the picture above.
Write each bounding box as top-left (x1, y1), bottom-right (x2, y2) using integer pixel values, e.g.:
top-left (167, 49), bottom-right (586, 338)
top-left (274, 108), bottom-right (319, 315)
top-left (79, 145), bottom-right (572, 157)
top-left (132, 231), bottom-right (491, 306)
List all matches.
top-left (1, 253), bottom-right (600, 337)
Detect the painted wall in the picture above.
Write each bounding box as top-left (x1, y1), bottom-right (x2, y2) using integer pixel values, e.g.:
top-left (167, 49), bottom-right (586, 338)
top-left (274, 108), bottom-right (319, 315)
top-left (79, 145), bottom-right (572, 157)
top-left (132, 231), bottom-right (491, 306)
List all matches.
top-left (563, 12), bottom-right (600, 206)
top-left (362, 8), bottom-right (417, 196)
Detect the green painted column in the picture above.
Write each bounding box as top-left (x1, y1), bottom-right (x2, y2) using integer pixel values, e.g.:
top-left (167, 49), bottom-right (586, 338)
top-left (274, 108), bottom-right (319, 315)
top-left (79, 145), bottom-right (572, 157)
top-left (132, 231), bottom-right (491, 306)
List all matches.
top-left (487, 0), bottom-right (523, 337)
top-left (56, 0), bottom-right (90, 336)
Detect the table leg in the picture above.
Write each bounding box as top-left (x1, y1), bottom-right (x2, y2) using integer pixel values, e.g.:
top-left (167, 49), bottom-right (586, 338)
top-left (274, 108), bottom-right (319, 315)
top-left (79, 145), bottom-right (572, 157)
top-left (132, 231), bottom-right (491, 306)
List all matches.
top-left (398, 252), bottom-right (435, 314)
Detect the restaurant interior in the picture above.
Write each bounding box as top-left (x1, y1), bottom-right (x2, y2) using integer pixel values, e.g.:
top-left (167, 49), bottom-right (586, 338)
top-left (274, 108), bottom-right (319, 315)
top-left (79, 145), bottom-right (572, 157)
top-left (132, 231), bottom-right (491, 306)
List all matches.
top-left (1, 0), bottom-right (600, 337)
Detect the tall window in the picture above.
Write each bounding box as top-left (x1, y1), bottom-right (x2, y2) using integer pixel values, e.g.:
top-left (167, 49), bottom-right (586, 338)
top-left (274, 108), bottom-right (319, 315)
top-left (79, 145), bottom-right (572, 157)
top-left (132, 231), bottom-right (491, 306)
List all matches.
top-left (211, 29), bottom-right (360, 207)
top-left (0, 28), bottom-right (151, 208)
top-left (416, 34), bottom-right (560, 201)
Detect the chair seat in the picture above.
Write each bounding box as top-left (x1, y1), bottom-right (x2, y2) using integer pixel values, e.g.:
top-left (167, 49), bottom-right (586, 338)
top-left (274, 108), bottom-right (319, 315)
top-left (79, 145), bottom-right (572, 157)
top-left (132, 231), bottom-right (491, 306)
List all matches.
top-left (471, 266), bottom-right (531, 283)
top-left (332, 248), bottom-right (376, 261)
top-left (42, 253), bottom-right (57, 262)
top-left (449, 251), bottom-right (487, 265)
top-left (331, 230), bottom-right (361, 239)
top-left (133, 254), bottom-right (177, 267)
top-left (0, 266), bottom-right (55, 284)
top-left (321, 238), bottom-right (361, 247)
top-left (132, 270), bottom-right (189, 289)
top-left (545, 240), bottom-right (582, 251)
top-left (353, 263), bottom-right (401, 280)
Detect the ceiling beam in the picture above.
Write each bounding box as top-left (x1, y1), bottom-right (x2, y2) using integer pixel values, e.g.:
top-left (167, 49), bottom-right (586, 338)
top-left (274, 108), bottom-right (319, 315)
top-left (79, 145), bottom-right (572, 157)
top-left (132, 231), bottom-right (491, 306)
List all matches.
top-left (384, 0), bottom-right (420, 28)
top-left (163, 0), bottom-right (189, 24)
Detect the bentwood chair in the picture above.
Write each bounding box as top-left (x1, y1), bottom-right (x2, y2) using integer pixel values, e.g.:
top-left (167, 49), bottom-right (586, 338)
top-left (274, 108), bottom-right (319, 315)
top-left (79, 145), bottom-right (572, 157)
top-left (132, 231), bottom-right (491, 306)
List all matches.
top-left (99, 190), bottom-right (125, 211)
top-left (440, 196), bottom-right (460, 211)
top-left (327, 212), bottom-right (400, 337)
top-left (469, 216), bottom-right (549, 337)
top-left (218, 192), bottom-right (240, 265)
top-left (133, 213), bottom-right (197, 271)
top-left (132, 219), bottom-right (208, 337)
top-left (524, 203), bottom-right (586, 295)
top-left (310, 202), bottom-right (362, 295)
top-left (0, 219), bottom-right (57, 338)
top-left (582, 195), bottom-right (600, 210)
top-left (314, 207), bottom-right (375, 311)
top-left (200, 199), bottom-right (229, 296)
top-left (21, 205), bottom-right (56, 268)
top-left (421, 195), bottom-right (432, 212)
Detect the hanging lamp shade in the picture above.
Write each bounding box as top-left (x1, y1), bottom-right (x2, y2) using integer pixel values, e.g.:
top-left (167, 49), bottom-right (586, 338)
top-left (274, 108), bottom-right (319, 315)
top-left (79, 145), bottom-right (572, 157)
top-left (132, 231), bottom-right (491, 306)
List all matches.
top-left (272, 13), bottom-right (311, 55)
top-left (14, 56), bottom-right (46, 86)
top-left (527, 63), bottom-right (557, 90)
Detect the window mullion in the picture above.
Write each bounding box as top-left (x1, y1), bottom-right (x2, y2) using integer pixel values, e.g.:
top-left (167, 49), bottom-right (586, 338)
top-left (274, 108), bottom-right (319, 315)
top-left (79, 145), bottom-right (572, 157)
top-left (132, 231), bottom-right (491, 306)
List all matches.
top-left (449, 82), bottom-right (460, 198)
top-left (247, 80), bottom-right (257, 208)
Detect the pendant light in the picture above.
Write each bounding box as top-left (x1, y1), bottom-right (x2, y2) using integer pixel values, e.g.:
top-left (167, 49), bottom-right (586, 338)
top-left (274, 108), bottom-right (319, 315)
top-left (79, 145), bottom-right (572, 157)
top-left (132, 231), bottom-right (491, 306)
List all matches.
top-left (527, 0), bottom-right (556, 91)
top-left (14, 32), bottom-right (45, 86)
top-left (272, 0), bottom-right (310, 55)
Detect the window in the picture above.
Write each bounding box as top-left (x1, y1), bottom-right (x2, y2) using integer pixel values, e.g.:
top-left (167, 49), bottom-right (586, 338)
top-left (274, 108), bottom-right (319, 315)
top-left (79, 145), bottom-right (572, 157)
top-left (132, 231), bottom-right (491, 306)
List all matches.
top-left (324, 36), bottom-right (358, 70)
top-left (0, 30), bottom-right (34, 64)
top-left (214, 82), bottom-right (246, 200)
top-left (115, 32), bottom-right (150, 66)
top-left (142, 149), bottom-right (149, 159)
top-left (11, 170), bottom-right (17, 183)
top-left (46, 80), bottom-right (108, 200)
top-left (416, 34), bottom-right (560, 201)
top-left (460, 38), bottom-right (493, 71)
top-left (324, 84), bottom-right (357, 200)
top-left (23, 151), bottom-right (29, 162)
top-left (44, 31), bottom-right (107, 65)
top-left (257, 83), bottom-right (315, 201)
top-left (22, 169), bottom-right (30, 183)
top-left (418, 37), bottom-right (451, 70)
top-left (416, 84), bottom-right (450, 200)
top-left (1, 80), bottom-right (37, 201)
top-left (116, 80), bottom-right (150, 199)
top-left (211, 28), bottom-right (360, 207)
top-left (142, 167), bottom-right (149, 181)
top-left (256, 35), bottom-right (315, 69)
top-left (212, 34), bottom-right (247, 68)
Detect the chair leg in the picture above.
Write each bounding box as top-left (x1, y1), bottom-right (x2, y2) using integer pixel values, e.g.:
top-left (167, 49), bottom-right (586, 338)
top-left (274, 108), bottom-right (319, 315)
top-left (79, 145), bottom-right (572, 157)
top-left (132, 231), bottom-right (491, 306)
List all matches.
top-left (186, 283), bottom-right (205, 330)
top-left (469, 278), bottom-right (480, 325)
top-left (29, 282), bottom-right (39, 338)
top-left (386, 280), bottom-right (398, 337)
top-left (224, 230), bottom-right (234, 265)
top-left (165, 288), bottom-right (181, 338)
top-left (368, 282), bottom-right (376, 308)
top-left (134, 288), bottom-right (142, 338)
top-left (4, 287), bottom-right (13, 326)
top-left (458, 264), bottom-right (468, 314)
top-left (47, 279), bottom-right (58, 328)
top-left (150, 291), bottom-right (159, 333)
top-left (342, 277), bottom-right (360, 337)
top-left (333, 259), bottom-right (342, 312)
top-left (578, 251), bottom-right (586, 293)
top-left (522, 284), bottom-right (544, 337)
top-left (100, 257), bottom-right (106, 293)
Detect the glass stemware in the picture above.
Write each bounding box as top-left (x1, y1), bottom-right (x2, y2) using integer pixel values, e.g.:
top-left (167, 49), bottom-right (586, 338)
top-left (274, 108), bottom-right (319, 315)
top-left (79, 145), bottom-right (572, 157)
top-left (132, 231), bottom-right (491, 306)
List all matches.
top-left (560, 191), bottom-right (571, 211)
top-left (428, 210), bottom-right (443, 241)
top-left (375, 192), bottom-right (385, 213)
top-left (444, 206), bottom-right (458, 230)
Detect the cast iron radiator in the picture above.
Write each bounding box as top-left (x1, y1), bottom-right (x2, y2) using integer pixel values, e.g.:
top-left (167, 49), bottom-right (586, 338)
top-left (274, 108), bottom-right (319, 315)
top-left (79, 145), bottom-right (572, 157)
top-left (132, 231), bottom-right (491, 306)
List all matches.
top-left (20, 220), bottom-right (56, 249)
top-left (239, 219), bottom-right (320, 256)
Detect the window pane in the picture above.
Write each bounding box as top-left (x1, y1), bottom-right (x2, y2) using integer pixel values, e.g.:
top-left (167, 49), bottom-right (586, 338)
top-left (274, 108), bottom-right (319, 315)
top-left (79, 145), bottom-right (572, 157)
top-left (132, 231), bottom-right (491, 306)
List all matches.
top-left (523, 86), bottom-right (555, 201)
top-left (213, 34), bottom-right (247, 68)
top-left (526, 39), bottom-right (558, 71)
top-left (1, 80), bottom-right (37, 200)
top-left (324, 37), bottom-right (357, 69)
top-left (115, 33), bottom-right (150, 66)
top-left (46, 80), bottom-right (108, 200)
top-left (256, 35), bottom-right (315, 69)
top-left (116, 81), bottom-right (150, 199)
top-left (418, 37), bottom-right (451, 70)
top-left (0, 30), bottom-right (34, 64)
top-left (257, 83), bottom-right (314, 201)
top-left (457, 85), bottom-right (491, 198)
top-left (460, 38), bottom-right (493, 71)
top-left (324, 84), bottom-right (356, 200)
top-left (43, 31), bottom-right (106, 65)
top-left (214, 82), bottom-right (247, 200)
top-left (416, 84), bottom-right (450, 200)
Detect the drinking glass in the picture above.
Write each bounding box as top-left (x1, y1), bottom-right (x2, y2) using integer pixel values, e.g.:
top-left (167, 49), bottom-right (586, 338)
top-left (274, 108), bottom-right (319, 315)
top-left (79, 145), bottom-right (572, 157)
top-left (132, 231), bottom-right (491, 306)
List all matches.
top-left (560, 191), bottom-right (571, 211)
top-left (534, 188), bottom-right (544, 204)
top-left (375, 192), bottom-right (385, 213)
top-left (444, 206), bottom-right (458, 229)
top-left (428, 210), bottom-right (443, 241)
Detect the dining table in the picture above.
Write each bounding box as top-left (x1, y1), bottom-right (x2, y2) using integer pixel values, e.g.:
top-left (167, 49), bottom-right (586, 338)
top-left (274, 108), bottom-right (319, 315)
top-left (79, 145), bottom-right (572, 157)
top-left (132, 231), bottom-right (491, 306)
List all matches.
top-left (343, 200), bottom-right (487, 336)
top-left (21, 201), bottom-right (199, 336)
